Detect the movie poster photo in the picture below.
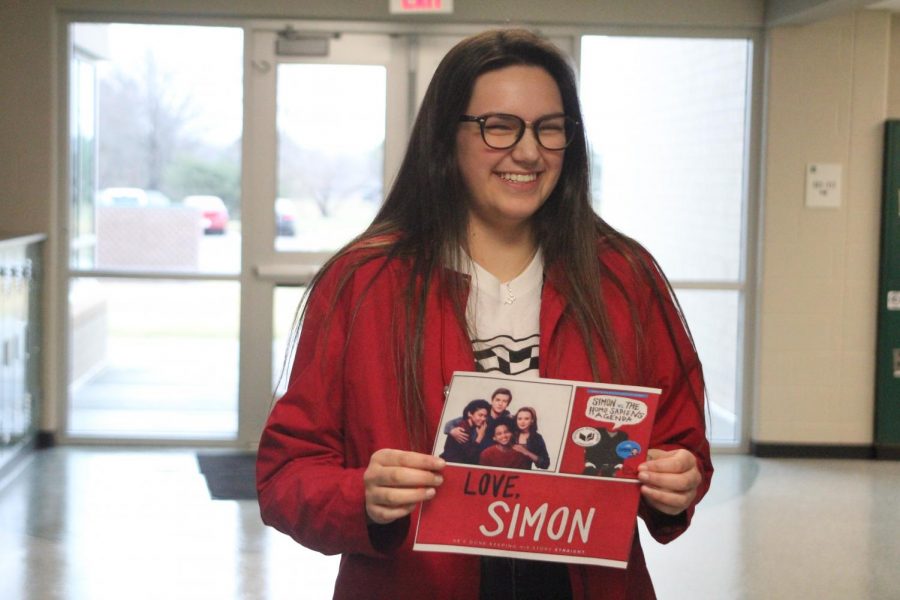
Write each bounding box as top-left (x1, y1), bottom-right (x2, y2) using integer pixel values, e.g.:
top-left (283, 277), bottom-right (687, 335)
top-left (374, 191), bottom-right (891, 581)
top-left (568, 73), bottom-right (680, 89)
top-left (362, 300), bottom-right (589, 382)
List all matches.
top-left (414, 371), bottom-right (660, 568)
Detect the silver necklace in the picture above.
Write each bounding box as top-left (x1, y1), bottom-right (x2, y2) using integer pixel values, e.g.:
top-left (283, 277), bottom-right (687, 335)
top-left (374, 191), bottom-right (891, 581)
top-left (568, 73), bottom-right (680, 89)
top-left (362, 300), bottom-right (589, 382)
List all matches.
top-left (504, 282), bottom-right (516, 305)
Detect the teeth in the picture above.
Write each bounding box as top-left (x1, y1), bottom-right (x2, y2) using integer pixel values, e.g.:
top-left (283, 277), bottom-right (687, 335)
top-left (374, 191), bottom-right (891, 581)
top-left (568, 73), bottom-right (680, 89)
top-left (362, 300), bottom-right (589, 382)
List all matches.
top-left (500, 172), bottom-right (536, 183)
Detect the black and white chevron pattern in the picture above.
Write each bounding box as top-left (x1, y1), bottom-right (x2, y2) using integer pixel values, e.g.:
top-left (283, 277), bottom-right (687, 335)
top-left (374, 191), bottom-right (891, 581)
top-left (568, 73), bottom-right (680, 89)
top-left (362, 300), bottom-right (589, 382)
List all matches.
top-left (472, 333), bottom-right (540, 376)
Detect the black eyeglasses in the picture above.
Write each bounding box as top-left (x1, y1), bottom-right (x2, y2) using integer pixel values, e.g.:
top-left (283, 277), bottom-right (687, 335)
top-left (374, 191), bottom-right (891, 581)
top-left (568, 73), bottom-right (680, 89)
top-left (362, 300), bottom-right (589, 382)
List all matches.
top-left (459, 113), bottom-right (580, 150)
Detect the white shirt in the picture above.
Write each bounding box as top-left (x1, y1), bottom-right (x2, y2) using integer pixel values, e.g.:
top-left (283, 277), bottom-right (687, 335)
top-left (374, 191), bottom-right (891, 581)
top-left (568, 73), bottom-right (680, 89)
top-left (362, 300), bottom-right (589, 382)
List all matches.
top-left (462, 250), bottom-right (543, 377)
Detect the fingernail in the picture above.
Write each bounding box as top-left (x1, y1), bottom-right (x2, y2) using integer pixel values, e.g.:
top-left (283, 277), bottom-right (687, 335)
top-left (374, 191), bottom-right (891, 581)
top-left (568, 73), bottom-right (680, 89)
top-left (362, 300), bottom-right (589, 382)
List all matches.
top-left (434, 476), bottom-right (444, 486)
top-left (425, 488), bottom-right (436, 499)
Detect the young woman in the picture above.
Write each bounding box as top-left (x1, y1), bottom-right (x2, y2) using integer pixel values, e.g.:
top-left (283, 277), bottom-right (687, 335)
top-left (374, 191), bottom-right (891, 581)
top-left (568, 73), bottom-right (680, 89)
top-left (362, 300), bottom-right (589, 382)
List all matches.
top-left (440, 399), bottom-right (490, 465)
top-left (257, 28), bottom-right (711, 600)
top-left (511, 406), bottom-right (551, 470)
top-left (478, 419), bottom-right (531, 470)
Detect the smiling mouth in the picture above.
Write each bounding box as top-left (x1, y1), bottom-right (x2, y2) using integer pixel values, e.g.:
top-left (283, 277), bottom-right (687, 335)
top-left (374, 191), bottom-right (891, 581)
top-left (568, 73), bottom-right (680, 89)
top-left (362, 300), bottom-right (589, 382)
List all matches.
top-left (498, 172), bottom-right (537, 183)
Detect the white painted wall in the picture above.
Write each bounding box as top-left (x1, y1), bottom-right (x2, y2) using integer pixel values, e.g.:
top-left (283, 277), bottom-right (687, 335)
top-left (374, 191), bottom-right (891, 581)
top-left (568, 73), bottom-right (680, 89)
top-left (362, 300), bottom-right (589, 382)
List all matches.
top-left (756, 10), bottom-right (889, 444)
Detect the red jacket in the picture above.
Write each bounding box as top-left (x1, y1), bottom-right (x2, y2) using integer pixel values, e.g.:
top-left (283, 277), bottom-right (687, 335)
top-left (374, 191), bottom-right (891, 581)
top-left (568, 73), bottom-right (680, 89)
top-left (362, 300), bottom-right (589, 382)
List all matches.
top-left (257, 246), bottom-right (712, 600)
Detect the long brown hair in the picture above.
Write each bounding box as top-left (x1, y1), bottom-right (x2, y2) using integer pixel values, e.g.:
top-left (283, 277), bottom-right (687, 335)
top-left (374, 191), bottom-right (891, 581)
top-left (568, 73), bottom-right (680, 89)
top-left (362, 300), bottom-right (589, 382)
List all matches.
top-left (288, 29), bottom-right (704, 450)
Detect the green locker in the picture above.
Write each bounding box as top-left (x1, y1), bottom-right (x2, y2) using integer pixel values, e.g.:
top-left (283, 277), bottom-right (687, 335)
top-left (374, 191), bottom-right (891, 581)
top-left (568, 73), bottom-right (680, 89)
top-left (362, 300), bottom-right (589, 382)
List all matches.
top-left (877, 120), bottom-right (900, 458)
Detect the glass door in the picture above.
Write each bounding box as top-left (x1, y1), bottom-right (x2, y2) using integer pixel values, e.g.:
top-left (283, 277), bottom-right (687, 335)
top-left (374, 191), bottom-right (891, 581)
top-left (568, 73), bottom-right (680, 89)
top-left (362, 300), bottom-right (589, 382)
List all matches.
top-left (240, 29), bottom-right (409, 444)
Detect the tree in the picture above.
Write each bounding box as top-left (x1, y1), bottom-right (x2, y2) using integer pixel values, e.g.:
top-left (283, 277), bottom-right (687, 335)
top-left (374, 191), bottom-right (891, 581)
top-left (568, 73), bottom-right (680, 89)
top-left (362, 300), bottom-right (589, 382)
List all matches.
top-left (278, 136), bottom-right (383, 217)
top-left (98, 50), bottom-right (195, 191)
top-left (166, 153), bottom-right (241, 217)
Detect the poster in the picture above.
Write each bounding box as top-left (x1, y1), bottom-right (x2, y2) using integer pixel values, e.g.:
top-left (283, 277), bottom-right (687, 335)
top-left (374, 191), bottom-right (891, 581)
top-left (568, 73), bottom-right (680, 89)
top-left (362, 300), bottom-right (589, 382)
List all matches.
top-left (413, 372), bottom-right (660, 568)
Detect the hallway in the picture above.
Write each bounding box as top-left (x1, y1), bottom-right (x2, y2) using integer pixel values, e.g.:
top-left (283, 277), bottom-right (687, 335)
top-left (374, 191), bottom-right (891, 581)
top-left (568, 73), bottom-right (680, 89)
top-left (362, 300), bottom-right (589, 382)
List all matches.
top-left (0, 449), bottom-right (897, 599)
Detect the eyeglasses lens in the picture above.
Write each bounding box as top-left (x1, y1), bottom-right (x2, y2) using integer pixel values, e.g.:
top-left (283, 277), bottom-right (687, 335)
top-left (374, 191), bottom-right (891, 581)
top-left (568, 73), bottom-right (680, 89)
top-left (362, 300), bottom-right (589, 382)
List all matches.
top-left (482, 115), bottom-right (522, 149)
top-left (535, 117), bottom-right (569, 150)
top-left (481, 115), bottom-right (573, 150)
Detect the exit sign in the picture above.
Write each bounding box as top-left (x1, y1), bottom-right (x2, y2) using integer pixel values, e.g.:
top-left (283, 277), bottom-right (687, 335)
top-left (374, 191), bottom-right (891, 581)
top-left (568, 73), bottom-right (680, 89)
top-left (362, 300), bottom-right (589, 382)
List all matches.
top-left (390, 0), bottom-right (453, 13)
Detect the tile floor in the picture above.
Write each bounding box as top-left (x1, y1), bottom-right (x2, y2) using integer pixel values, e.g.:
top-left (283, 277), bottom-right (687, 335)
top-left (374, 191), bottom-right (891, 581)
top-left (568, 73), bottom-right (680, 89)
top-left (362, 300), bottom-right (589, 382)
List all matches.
top-left (0, 448), bottom-right (897, 599)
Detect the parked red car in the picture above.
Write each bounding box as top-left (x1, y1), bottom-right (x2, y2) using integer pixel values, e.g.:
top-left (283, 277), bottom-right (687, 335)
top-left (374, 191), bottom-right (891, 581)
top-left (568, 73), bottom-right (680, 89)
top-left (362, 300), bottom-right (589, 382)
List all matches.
top-left (184, 195), bottom-right (229, 234)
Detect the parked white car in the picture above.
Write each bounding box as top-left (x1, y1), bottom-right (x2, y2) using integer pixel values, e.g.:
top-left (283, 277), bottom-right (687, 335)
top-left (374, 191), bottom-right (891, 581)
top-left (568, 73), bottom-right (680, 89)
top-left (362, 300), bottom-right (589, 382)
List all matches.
top-left (97, 187), bottom-right (171, 207)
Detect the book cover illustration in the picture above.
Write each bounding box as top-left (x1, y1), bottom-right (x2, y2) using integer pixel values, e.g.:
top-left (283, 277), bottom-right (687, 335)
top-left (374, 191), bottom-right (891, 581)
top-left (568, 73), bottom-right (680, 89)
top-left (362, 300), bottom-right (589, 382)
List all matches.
top-left (413, 371), bottom-right (660, 568)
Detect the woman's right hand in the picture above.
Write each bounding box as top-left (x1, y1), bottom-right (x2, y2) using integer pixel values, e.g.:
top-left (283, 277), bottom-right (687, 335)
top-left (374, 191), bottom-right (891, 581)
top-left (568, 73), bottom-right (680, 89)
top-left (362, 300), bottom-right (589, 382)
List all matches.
top-left (474, 423), bottom-right (487, 444)
top-left (363, 449), bottom-right (445, 525)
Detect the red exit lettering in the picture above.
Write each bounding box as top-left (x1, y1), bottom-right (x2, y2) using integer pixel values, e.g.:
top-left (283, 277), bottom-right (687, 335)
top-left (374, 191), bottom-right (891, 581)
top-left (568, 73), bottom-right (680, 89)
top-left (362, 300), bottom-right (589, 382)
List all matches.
top-left (402, 0), bottom-right (442, 9)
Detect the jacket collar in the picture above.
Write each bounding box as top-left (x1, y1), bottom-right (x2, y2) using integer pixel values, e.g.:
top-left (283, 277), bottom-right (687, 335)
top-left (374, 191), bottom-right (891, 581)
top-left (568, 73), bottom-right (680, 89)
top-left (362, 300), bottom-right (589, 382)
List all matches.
top-left (539, 263), bottom-right (567, 354)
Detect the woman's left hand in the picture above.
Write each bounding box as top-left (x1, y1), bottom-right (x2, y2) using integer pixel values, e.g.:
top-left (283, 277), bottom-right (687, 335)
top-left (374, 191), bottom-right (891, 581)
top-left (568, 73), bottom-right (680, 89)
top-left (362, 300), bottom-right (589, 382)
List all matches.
top-left (637, 448), bottom-right (701, 516)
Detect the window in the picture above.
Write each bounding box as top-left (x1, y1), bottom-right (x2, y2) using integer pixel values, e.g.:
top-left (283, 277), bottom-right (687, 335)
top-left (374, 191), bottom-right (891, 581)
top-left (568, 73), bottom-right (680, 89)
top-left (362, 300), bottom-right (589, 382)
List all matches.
top-left (581, 35), bottom-right (752, 444)
top-left (67, 23), bottom-right (244, 439)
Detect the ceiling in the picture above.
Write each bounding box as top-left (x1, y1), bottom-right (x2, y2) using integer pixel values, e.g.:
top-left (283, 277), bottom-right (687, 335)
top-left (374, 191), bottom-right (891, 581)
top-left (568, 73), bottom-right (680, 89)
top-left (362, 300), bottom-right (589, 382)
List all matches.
top-left (870, 0), bottom-right (900, 10)
top-left (766, 0), bottom-right (900, 26)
